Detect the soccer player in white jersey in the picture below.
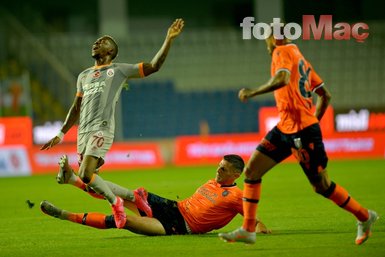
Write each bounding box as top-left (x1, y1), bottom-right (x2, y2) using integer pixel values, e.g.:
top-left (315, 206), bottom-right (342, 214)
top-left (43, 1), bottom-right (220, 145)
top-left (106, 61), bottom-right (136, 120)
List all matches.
top-left (41, 19), bottom-right (184, 228)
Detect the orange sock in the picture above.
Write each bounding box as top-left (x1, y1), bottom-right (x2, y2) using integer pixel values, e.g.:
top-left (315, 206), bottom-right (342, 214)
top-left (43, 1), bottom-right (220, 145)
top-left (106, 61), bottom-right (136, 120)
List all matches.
top-left (68, 213), bottom-right (108, 229)
top-left (72, 177), bottom-right (87, 191)
top-left (327, 183), bottom-right (369, 222)
top-left (242, 179), bottom-right (262, 232)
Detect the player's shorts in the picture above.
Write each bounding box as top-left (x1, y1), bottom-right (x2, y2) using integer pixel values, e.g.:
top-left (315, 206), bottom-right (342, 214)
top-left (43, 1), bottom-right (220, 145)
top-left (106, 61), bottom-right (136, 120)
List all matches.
top-left (142, 192), bottom-right (189, 235)
top-left (77, 130), bottom-right (114, 162)
top-left (257, 123), bottom-right (328, 183)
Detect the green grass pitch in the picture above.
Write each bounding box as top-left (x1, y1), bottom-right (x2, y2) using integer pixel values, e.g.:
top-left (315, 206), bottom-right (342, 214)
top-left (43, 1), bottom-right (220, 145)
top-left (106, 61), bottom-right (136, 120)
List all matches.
top-left (0, 159), bottom-right (384, 257)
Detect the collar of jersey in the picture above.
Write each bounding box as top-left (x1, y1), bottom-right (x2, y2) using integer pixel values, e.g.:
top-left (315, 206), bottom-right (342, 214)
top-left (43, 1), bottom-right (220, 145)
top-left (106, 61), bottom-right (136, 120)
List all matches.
top-left (220, 183), bottom-right (237, 188)
top-left (94, 63), bottom-right (113, 69)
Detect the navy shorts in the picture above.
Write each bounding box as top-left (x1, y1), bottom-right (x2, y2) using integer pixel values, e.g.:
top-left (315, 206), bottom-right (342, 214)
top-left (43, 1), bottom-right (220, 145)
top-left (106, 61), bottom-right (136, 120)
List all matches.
top-left (257, 123), bottom-right (328, 183)
top-left (142, 193), bottom-right (188, 235)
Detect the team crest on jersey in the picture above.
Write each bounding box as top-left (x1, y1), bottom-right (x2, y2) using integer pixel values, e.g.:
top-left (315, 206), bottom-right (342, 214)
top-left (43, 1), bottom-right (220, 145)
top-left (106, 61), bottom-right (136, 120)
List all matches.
top-left (93, 71), bottom-right (101, 78)
top-left (222, 190), bottom-right (229, 197)
top-left (107, 68), bottom-right (114, 77)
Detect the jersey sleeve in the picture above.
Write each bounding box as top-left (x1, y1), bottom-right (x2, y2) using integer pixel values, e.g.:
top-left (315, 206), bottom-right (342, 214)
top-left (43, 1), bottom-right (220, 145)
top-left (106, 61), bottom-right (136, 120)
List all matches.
top-left (76, 73), bottom-right (85, 97)
top-left (272, 48), bottom-right (293, 75)
top-left (117, 63), bottom-right (145, 78)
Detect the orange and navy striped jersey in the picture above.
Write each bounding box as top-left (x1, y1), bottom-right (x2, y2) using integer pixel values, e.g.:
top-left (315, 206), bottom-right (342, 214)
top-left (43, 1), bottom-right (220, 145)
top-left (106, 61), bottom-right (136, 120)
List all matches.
top-left (271, 44), bottom-right (324, 134)
top-left (178, 179), bottom-right (243, 234)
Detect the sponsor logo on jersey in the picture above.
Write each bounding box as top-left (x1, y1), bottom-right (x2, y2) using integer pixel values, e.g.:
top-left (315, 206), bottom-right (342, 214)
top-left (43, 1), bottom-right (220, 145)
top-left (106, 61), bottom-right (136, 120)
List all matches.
top-left (93, 71), bottom-right (101, 78)
top-left (83, 81), bottom-right (106, 96)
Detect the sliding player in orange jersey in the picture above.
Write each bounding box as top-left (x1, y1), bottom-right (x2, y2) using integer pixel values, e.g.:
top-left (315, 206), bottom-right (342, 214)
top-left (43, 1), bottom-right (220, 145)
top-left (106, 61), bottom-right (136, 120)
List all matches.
top-left (219, 32), bottom-right (378, 245)
top-left (41, 155), bottom-right (271, 235)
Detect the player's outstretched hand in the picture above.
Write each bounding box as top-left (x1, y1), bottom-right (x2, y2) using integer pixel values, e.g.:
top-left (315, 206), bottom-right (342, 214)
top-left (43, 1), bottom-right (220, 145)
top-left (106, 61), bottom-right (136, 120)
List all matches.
top-left (167, 18), bottom-right (184, 40)
top-left (238, 88), bottom-right (253, 102)
top-left (40, 136), bottom-right (61, 150)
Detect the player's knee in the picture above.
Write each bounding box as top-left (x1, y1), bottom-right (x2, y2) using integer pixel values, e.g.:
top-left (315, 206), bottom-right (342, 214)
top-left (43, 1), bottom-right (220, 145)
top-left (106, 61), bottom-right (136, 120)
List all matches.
top-left (79, 171), bottom-right (92, 184)
top-left (96, 158), bottom-right (105, 169)
top-left (308, 169), bottom-right (331, 195)
top-left (313, 184), bottom-right (326, 195)
top-left (243, 165), bottom-right (251, 177)
top-left (315, 181), bottom-right (336, 198)
top-left (244, 166), bottom-right (252, 177)
top-left (244, 166), bottom-right (261, 180)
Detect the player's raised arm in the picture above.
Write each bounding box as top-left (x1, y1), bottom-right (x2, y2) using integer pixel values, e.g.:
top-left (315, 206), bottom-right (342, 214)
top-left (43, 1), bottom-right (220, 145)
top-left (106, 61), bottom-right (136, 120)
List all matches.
top-left (142, 18), bottom-right (184, 76)
top-left (40, 96), bottom-right (82, 150)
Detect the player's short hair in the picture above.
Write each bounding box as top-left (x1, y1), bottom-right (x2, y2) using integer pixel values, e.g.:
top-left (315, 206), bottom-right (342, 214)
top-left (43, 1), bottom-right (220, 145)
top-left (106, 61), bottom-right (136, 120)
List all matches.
top-left (269, 23), bottom-right (287, 40)
top-left (223, 154), bottom-right (244, 173)
top-left (104, 35), bottom-right (118, 60)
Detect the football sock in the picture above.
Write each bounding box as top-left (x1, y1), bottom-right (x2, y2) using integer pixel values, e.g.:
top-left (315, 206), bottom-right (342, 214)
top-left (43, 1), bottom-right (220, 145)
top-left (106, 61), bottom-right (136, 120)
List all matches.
top-left (85, 186), bottom-right (106, 200)
top-left (70, 176), bottom-right (87, 191)
top-left (242, 179), bottom-right (262, 232)
top-left (104, 181), bottom-right (135, 201)
top-left (88, 174), bottom-right (117, 205)
top-left (67, 173), bottom-right (105, 200)
top-left (69, 175), bottom-right (130, 201)
top-left (325, 182), bottom-right (369, 222)
top-left (67, 212), bottom-right (108, 229)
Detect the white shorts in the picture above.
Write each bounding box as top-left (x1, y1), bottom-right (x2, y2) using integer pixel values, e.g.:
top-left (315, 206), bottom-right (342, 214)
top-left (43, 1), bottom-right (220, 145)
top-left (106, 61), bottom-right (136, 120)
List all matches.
top-left (77, 130), bottom-right (114, 161)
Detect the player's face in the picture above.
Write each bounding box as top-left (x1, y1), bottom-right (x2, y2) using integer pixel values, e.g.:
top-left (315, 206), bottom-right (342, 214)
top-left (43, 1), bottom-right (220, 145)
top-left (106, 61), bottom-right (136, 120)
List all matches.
top-left (215, 160), bottom-right (240, 185)
top-left (92, 37), bottom-right (113, 59)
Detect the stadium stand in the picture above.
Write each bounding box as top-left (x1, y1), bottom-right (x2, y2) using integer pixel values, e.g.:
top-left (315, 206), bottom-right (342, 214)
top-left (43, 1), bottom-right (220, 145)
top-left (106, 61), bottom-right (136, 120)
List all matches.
top-left (121, 81), bottom-right (273, 138)
top-left (1, 9), bottom-right (384, 139)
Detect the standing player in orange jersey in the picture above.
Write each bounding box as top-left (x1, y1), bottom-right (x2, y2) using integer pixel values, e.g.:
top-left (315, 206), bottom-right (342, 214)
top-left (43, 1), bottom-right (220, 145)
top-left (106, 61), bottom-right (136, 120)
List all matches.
top-left (40, 19), bottom-right (184, 229)
top-left (40, 155), bottom-right (271, 236)
top-left (219, 32), bottom-right (378, 245)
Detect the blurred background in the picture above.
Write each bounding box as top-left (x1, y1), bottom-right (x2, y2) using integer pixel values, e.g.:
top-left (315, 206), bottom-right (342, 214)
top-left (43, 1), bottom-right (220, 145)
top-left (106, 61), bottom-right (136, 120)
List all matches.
top-left (0, 0), bottom-right (384, 174)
